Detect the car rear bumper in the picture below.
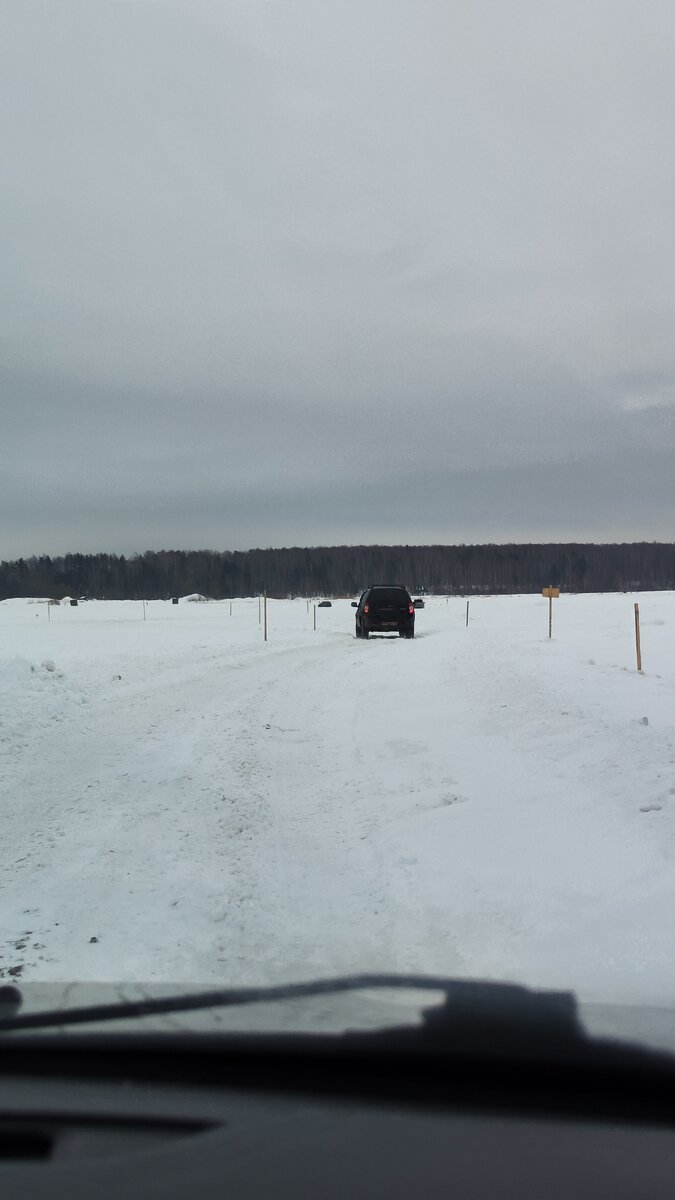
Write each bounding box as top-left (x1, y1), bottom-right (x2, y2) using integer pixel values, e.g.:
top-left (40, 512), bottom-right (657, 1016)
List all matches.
top-left (362, 619), bottom-right (414, 634)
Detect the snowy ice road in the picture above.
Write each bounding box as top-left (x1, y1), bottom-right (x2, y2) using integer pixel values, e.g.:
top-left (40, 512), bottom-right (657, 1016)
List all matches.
top-left (3, 593), bottom-right (675, 1003)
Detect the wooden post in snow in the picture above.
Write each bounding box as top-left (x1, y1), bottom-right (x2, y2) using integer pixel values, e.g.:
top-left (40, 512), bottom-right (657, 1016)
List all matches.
top-left (542, 587), bottom-right (560, 639)
top-left (264, 591), bottom-right (268, 642)
top-left (634, 602), bottom-right (642, 671)
top-left (465, 600), bottom-right (469, 627)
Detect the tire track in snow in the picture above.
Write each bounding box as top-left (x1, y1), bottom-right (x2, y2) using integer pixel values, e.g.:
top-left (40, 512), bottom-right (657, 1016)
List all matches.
top-left (223, 631), bottom-right (468, 981)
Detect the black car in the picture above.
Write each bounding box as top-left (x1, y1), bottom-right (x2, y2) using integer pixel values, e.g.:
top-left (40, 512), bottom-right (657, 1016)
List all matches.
top-left (352, 586), bottom-right (415, 638)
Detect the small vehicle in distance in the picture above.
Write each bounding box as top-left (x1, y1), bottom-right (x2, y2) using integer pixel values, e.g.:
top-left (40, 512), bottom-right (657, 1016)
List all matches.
top-left (352, 586), bottom-right (415, 639)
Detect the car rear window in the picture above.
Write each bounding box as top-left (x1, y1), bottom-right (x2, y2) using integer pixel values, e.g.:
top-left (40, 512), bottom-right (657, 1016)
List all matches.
top-left (369, 588), bottom-right (411, 606)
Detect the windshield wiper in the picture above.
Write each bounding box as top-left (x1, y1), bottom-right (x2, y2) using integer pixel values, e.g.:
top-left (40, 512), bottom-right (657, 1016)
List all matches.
top-left (0, 973), bottom-right (580, 1040)
top-left (5, 976), bottom-right (675, 1129)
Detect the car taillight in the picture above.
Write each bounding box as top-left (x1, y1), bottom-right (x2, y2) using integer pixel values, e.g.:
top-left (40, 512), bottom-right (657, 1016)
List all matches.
top-left (409, 604), bottom-right (414, 615)
top-left (364, 604), bottom-right (369, 614)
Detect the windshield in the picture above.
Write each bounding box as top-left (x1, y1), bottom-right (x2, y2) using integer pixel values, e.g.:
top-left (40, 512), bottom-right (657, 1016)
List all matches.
top-left (2, 2), bottom-right (675, 1045)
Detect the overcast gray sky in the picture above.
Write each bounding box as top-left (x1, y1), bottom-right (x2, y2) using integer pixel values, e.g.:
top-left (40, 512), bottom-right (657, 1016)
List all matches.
top-left (3, 1), bottom-right (675, 557)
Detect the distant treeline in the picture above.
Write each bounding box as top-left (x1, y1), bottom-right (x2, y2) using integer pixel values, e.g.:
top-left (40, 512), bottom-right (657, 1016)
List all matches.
top-left (1, 543), bottom-right (675, 600)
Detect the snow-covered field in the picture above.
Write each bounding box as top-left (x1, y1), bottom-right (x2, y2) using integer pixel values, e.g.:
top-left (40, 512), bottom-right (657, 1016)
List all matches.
top-left (2, 592), bottom-right (675, 1005)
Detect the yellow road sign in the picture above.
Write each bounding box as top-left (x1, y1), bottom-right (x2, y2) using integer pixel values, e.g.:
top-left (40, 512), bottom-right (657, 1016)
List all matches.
top-left (542, 587), bottom-right (560, 598)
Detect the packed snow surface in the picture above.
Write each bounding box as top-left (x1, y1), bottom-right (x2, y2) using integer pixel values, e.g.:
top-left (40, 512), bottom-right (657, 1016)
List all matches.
top-left (2, 592), bottom-right (675, 1004)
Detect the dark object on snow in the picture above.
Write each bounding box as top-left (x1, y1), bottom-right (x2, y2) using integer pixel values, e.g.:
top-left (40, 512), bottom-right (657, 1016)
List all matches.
top-left (354, 586), bottom-right (415, 639)
top-left (172, 597), bottom-right (179, 605)
top-left (317, 600), bottom-right (332, 608)
top-left (89, 936), bottom-right (99, 944)
top-left (413, 598), bottom-right (425, 609)
top-left (70, 598), bottom-right (78, 606)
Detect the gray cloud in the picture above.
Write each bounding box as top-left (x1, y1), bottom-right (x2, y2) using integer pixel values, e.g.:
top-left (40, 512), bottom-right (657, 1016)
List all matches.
top-left (3, 1), bottom-right (675, 556)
